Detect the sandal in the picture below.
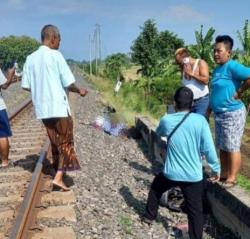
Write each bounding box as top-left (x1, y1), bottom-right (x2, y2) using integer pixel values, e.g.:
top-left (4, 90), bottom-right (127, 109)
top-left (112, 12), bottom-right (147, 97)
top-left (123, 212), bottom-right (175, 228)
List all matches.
top-left (222, 181), bottom-right (237, 189)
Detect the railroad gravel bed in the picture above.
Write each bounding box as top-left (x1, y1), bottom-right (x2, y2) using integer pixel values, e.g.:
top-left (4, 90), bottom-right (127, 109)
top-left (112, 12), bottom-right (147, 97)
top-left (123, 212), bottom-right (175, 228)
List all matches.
top-left (69, 71), bottom-right (190, 239)
top-left (1, 69), bottom-right (232, 238)
top-left (2, 82), bottom-right (30, 115)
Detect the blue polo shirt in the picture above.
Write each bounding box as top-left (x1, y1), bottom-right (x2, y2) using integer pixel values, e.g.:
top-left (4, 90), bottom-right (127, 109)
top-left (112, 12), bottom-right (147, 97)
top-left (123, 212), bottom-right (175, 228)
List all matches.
top-left (22, 45), bottom-right (75, 119)
top-left (210, 60), bottom-right (250, 113)
top-left (156, 112), bottom-right (220, 182)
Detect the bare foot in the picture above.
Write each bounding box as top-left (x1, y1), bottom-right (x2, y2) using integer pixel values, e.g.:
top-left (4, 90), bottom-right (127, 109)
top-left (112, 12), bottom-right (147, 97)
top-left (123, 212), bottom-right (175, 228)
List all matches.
top-left (1, 160), bottom-right (9, 167)
top-left (52, 180), bottom-right (70, 191)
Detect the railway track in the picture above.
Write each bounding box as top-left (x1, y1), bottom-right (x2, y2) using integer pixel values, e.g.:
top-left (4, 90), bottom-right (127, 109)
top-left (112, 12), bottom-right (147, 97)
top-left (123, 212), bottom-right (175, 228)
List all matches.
top-left (0, 99), bottom-right (77, 239)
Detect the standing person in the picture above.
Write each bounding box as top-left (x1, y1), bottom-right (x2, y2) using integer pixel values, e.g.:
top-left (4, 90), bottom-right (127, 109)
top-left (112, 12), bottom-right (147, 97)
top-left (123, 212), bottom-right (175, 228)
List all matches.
top-left (175, 48), bottom-right (210, 116)
top-left (114, 73), bottom-right (124, 95)
top-left (209, 35), bottom-right (250, 188)
top-left (0, 67), bottom-right (20, 168)
top-left (22, 24), bottom-right (88, 191)
top-left (142, 87), bottom-right (220, 239)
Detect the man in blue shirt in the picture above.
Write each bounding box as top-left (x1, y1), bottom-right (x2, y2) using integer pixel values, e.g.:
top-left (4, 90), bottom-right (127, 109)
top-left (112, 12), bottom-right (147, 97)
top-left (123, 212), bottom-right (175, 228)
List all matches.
top-left (143, 87), bottom-right (220, 239)
top-left (209, 35), bottom-right (250, 188)
top-left (22, 25), bottom-right (88, 191)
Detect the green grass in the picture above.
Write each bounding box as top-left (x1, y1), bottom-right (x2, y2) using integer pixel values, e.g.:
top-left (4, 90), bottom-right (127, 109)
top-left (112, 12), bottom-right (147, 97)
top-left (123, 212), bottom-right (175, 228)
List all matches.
top-left (119, 215), bottom-right (134, 235)
top-left (246, 115), bottom-right (250, 127)
top-left (84, 73), bottom-right (161, 126)
top-left (237, 174), bottom-right (250, 191)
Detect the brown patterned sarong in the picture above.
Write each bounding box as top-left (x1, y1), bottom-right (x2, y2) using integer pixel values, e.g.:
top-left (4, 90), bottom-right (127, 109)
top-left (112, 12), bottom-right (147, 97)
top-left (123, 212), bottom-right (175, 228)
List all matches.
top-left (42, 116), bottom-right (80, 172)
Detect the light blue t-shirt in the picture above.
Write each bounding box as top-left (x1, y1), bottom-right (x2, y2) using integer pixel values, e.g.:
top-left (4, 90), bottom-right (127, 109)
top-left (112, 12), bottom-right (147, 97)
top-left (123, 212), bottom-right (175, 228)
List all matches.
top-left (22, 45), bottom-right (75, 119)
top-left (210, 59), bottom-right (250, 113)
top-left (156, 112), bottom-right (220, 182)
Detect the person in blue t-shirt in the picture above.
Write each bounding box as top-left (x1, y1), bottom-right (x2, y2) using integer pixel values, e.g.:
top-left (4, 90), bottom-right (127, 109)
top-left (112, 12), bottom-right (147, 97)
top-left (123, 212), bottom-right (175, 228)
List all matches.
top-left (209, 35), bottom-right (250, 188)
top-left (143, 87), bottom-right (220, 239)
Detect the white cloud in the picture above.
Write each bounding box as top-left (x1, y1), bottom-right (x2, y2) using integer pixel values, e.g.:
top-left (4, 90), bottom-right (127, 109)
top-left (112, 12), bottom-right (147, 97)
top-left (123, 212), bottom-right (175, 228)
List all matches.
top-left (166, 4), bottom-right (210, 23)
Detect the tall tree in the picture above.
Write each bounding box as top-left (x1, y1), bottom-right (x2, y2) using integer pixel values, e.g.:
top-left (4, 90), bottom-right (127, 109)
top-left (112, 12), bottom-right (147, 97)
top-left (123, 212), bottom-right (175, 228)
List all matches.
top-left (131, 19), bottom-right (159, 77)
top-left (188, 25), bottom-right (215, 68)
top-left (157, 31), bottom-right (184, 60)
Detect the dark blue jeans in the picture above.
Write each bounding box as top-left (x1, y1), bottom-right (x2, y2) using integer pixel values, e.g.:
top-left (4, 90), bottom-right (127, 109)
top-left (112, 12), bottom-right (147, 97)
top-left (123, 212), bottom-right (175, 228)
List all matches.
top-left (192, 95), bottom-right (209, 116)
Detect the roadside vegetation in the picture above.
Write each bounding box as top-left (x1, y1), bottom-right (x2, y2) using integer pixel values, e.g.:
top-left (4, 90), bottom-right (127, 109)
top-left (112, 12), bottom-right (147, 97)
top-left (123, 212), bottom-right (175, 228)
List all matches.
top-left (81, 19), bottom-right (250, 191)
top-left (0, 35), bottom-right (40, 70)
top-left (82, 19), bottom-right (250, 124)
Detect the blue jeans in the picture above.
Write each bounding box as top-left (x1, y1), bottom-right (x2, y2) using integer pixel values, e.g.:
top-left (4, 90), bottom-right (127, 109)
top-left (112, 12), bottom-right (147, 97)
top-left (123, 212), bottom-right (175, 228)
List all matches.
top-left (192, 95), bottom-right (209, 116)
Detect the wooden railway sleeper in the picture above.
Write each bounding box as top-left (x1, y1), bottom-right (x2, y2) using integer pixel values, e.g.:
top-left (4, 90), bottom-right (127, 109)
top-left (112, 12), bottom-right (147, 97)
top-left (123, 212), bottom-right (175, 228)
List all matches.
top-left (28, 225), bottom-right (43, 232)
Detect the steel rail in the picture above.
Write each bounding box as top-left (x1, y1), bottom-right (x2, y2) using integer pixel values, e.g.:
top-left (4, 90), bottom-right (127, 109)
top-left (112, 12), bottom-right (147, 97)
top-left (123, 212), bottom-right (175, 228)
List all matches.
top-left (8, 139), bottom-right (50, 239)
top-left (5, 97), bottom-right (50, 239)
top-left (9, 98), bottom-right (32, 121)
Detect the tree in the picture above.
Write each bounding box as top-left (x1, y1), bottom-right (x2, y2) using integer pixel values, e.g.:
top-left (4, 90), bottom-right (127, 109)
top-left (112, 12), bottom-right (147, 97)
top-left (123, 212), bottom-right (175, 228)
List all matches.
top-left (237, 19), bottom-right (250, 56)
top-left (0, 35), bottom-right (40, 70)
top-left (157, 31), bottom-right (184, 60)
top-left (131, 19), bottom-right (159, 77)
top-left (104, 53), bottom-right (130, 81)
top-left (130, 19), bottom-right (184, 108)
top-left (188, 25), bottom-right (215, 68)
top-left (236, 20), bottom-right (250, 109)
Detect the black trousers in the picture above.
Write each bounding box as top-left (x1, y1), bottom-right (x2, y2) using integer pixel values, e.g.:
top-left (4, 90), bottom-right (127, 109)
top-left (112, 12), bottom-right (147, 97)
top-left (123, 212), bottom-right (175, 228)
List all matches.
top-left (145, 173), bottom-right (204, 239)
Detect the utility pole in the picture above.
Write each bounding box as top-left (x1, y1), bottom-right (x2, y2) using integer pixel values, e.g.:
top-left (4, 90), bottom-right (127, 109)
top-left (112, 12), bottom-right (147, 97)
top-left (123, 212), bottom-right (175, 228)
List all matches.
top-left (95, 24), bottom-right (101, 76)
top-left (89, 24), bottom-right (101, 77)
top-left (94, 27), bottom-right (98, 76)
top-left (95, 24), bottom-right (101, 63)
top-left (89, 34), bottom-right (92, 76)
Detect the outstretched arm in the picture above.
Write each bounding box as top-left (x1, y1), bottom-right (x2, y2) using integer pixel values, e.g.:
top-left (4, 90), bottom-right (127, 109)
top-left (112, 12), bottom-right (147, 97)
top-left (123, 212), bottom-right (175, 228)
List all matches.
top-left (67, 83), bottom-right (88, 97)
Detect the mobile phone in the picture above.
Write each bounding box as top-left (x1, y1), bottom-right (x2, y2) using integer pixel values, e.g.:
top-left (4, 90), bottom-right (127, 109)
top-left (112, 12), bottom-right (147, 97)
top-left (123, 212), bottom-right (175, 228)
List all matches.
top-left (183, 57), bottom-right (190, 64)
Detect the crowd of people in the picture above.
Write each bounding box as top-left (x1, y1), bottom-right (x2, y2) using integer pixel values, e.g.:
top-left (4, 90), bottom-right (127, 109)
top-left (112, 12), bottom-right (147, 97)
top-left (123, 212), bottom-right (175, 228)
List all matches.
top-left (0, 24), bottom-right (249, 239)
top-left (143, 35), bottom-right (250, 239)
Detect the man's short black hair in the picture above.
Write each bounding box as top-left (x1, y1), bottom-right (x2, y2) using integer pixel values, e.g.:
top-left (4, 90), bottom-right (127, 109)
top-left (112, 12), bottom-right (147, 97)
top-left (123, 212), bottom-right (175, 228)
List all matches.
top-left (174, 87), bottom-right (193, 111)
top-left (215, 35), bottom-right (234, 50)
top-left (41, 24), bottom-right (60, 42)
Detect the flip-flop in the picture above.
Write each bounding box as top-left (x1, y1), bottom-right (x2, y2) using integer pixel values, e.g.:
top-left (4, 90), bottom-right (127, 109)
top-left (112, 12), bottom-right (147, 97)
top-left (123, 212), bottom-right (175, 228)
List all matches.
top-left (222, 181), bottom-right (237, 189)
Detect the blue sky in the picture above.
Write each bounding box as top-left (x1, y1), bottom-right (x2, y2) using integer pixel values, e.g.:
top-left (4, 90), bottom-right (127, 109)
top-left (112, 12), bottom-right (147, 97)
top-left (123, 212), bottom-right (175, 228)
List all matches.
top-left (1, 0), bottom-right (249, 61)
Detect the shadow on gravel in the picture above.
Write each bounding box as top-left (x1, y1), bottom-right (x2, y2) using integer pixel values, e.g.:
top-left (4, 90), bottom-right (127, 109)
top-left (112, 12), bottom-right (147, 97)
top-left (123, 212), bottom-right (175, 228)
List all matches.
top-left (128, 161), bottom-right (152, 175)
top-left (119, 185), bottom-right (171, 231)
top-left (13, 154), bottom-right (39, 172)
top-left (127, 138), bottom-right (163, 176)
top-left (133, 176), bottom-right (151, 188)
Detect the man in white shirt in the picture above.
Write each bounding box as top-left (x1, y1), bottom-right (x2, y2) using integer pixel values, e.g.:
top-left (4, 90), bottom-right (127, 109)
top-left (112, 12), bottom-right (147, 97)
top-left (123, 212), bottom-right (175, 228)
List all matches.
top-left (0, 67), bottom-right (19, 168)
top-left (22, 25), bottom-right (88, 191)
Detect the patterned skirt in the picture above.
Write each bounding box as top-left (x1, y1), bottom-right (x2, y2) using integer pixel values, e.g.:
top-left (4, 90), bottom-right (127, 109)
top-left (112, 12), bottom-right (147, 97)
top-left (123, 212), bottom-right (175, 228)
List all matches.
top-left (214, 107), bottom-right (246, 152)
top-left (42, 116), bottom-right (81, 172)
